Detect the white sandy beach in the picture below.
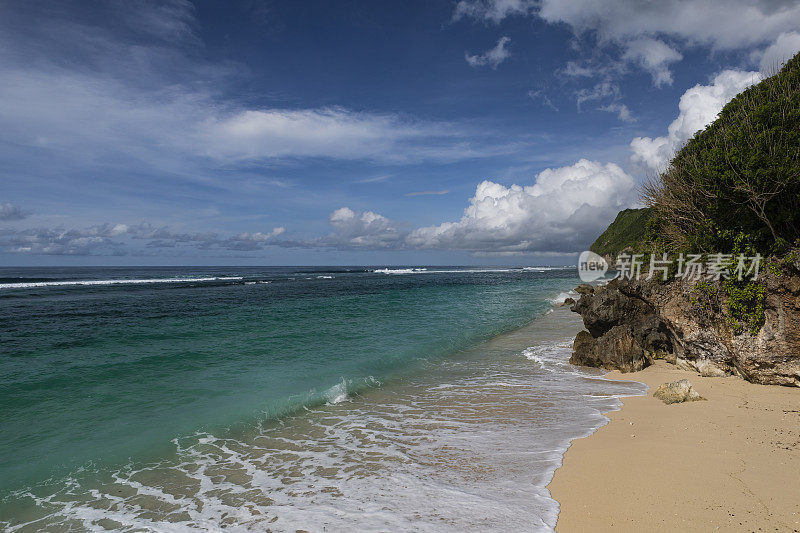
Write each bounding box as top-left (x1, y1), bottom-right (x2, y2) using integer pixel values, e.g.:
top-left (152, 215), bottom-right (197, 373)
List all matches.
top-left (549, 361), bottom-right (800, 532)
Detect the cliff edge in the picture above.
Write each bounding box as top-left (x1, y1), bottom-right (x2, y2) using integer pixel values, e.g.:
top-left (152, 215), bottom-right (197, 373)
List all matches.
top-left (570, 255), bottom-right (800, 386)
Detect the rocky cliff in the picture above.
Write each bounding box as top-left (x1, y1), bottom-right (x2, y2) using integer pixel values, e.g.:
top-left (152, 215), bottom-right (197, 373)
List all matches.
top-left (570, 255), bottom-right (800, 387)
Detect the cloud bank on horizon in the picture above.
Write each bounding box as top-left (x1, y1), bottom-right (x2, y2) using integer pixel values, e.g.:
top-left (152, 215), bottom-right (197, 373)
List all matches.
top-left (1, 0), bottom-right (799, 262)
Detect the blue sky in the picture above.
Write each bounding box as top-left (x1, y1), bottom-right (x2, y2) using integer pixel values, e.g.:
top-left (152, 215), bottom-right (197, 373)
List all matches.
top-left (1, 0), bottom-right (799, 266)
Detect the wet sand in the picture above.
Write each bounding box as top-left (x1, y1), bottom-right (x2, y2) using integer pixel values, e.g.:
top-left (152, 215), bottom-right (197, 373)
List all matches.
top-left (549, 360), bottom-right (800, 532)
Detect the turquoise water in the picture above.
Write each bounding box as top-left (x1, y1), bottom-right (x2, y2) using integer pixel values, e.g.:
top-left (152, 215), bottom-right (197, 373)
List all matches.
top-left (0, 266), bottom-right (645, 531)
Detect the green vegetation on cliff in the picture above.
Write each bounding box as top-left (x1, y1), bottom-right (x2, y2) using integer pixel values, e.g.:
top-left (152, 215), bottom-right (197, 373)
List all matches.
top-left (590, 208), bottom-right (653, 256)
top-left (642, 52), bottom-right (800, 256)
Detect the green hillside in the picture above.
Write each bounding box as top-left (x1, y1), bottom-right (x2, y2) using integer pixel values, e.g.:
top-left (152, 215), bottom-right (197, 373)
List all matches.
top-left (590, 208), bottom-right (653, 256)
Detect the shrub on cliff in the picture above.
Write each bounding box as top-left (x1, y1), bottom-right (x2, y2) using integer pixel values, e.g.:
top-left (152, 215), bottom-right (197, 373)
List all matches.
top-left (642, 52), bottom-right (800, 256)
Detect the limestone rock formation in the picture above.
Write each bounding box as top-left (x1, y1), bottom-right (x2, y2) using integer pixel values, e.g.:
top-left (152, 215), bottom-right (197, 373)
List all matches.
top-left (569, 253), bottom-right (800, 386)
top-left (653, 379), bottom-right (705, 404)
top-left (569, 279), bottom-right (673, 373)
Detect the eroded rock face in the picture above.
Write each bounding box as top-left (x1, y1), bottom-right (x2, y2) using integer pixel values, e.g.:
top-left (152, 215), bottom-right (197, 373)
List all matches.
top-left (569, 279), bottom-right (673, 373)
top-left (570, 254), bottom-right (800, 386)
top-left (571, 326), bottom-right (649, 372)
top-left (571, 280), bottom-right (652, 337)
top-left (575, 284), bottom-right (594, 295)
top-left (618, 260), bottom-right (800, 386)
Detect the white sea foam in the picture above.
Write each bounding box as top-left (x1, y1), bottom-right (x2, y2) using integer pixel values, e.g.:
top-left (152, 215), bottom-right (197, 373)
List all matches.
top-left (372, 268), bottom-right (520, 275)
top-left (520, 340), bottom-right (584, 377)
top-left (316, 275), bottom-right (334, 279)
top-left (547, 290), bottom-right (579, 306)
top-left (0, 276), bottom-right (243, 289)
top-left (522, 266), bottom-right (574, 271)
top-left (522, 346), bottom-right (548, 367)
top-left (372, 268), bottom-right (428, 274)
top-left (373, 266), bottom-right (575, 275)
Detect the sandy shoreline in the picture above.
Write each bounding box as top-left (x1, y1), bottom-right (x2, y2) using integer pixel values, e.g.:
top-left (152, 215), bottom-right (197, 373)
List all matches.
top-left (548, 361), bottom-right (800, 532)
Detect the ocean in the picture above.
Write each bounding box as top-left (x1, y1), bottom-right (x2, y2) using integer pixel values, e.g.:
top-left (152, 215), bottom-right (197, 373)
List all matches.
top-left (0, 266), bottom-right (645, 531)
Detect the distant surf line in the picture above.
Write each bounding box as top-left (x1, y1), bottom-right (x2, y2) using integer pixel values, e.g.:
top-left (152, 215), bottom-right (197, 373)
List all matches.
top-left (0, 276), bottom-right (244, 289)
top-left (371, 266), bottom-right (574, 275)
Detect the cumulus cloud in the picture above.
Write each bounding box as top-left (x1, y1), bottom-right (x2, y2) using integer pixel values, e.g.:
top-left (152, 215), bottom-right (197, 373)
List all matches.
top-left (325, 207), bottom-right (403, 249)
top-left (759, 31), bottom-right (800, 72)
top-left (630, 69), bottom-right (762, 172)
top-left (465, 36), bottom-right (511, 69)
top-left (406, 159), bottom-right (637, 253)
top-left (0, 203), bottom-right (27, 221)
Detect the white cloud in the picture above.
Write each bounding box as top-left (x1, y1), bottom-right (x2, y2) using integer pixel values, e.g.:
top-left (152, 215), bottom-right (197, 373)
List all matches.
top-left (0, 203), bottom-right (27, 221)
top-left (456, 0), bottom-right (800, 86)
top-left (3, 223), bottom-right (137, 255)
top-left (599, 103), bottom-right (634, 122)
top-left (236, 228), bottom-right (286, 241)
top-left (630, 69), bottom-right (762, 172)
top-left (405, 190), bottom-right (450, 197)
top-left (326, 207), bottom-right (402, 248)
top-left (465, 36), bottom-right (511, 69)
top-left (560, 61), bottom-right (600, 78)
top-left (622, 38), bottom-right (682, 86)
top-left (576, 81), bottom-right (620, 109)
top-left (406, 159), bottom-right (637, 253)
top-left (0, 2), bottom-right (508, 183)
top-left (198, 107), bottom-right (462, 162)
top-left (536, 0), bottom-right (800, 50)
top-left (0, 220), bottom-right (289, 255)
top-left (527, 89), bottom-right (558, 110)
top-left (356, 174), bottom-right (392, 184)
top-left (453, 0), bottom-right (535, 23)
top-left (0, 65), bottom-right (489, 166)
top-left (224, 228), bottom-right (286, 251)
top-left (759, 31), bottom-right (800, 72)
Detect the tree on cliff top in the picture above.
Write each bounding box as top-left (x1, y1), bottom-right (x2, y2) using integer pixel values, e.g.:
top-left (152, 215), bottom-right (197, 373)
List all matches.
top-left (642, 52), bottom-right (800, 255)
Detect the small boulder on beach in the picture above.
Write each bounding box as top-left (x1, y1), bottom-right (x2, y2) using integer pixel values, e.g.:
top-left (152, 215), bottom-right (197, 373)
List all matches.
top-left (653, 379), bottom-right (706, 404)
